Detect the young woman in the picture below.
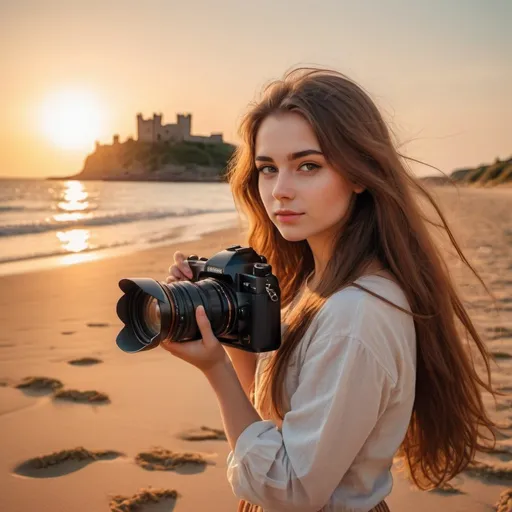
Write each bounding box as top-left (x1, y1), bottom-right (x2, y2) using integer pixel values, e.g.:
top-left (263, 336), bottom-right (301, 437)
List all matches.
top-left (162, 68), bottom-right (497, 512)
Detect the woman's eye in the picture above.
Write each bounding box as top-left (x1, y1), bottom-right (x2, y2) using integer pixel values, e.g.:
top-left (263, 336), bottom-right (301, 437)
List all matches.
top-left (258, 166), bottom-right (276, 174)
top-left (299, 163), bottom-right (320, 172)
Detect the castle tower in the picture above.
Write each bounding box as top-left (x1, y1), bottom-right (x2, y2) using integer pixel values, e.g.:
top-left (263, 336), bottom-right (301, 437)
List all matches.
top-left (177, 114), bottom-right (192, 139)
top-left (153, 113), bottom-right (162, 128)
top-left (137, 113), bottom-right (161, 142)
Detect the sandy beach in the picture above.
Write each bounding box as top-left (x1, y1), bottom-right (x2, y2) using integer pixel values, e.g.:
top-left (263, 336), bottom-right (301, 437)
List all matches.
top-left (0, 185), bottom-right (511, 512)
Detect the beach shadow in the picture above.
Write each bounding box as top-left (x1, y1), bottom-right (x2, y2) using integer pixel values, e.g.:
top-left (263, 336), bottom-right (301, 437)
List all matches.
top-left (486, 326), bottom-right (512, 340)
top-left (492, 351), bottom-right (512, 361)
top-left (135, 447), bottom-right (212, 474)
top-left (13, 447), bottom-right (123, 479)
top-left (53, 389), bottom-right (110, 404)
top-left (67, 357), bottom-right (103, 366)
top-left (109, 488), bottom-right (179, 512)
top-left (495, 400), bottom-right (512, 412)
top-left (177, 425), bottom-right (227, 442)
top-left (464, 459), bottom-right (512, 485)
top-left (429, 481), bottom-right (465, 495)
top-left (15, 376), bottom-right (64, 397)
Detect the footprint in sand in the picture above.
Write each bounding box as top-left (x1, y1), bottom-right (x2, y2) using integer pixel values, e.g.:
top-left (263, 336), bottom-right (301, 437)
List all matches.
top-left (492, 351), bottom-right (512, 361)
top-left (109, 488), bottom-right (179, 512)
top-left (67, 357), bottom-right (103, 366)
top-left (11, 377), bottom-right (110, 404)
top-left (134, 447), bottom-right (214, 475)
top-left (86, 322), bottom-right (110, 328)
top-left (53, 389), bottom-right (110, 404)
top-left (13, 447), bottom-right (124, 478)
top-left (178, 425), bottom-right (227, 442)
top-left (15, 377), bottom-right (64, 396)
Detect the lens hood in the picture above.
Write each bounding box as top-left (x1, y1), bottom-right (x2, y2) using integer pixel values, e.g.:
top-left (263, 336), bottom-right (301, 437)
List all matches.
top-left (116, 278), bottom-right (171, 353)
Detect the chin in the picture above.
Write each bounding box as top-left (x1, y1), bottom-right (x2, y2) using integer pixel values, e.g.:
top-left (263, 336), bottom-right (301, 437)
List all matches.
top-left (276, 228), bottom-right (308, 243)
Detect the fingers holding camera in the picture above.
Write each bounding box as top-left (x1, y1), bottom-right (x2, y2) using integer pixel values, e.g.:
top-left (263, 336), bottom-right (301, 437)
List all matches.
top-left (166, 252), bottom-right (190, 282)
top-left (160, 306), bottom-right (228, 373)
top-left (172, 250), bottom-right (193, 279)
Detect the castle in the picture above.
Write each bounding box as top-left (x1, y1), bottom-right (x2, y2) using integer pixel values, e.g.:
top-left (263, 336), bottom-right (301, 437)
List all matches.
top-left (136, 113), bottom-right (223, 144)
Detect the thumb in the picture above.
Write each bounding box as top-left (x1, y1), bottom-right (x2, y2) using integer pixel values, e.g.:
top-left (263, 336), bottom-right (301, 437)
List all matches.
top-left (196, 305), bottom-right (215, 342)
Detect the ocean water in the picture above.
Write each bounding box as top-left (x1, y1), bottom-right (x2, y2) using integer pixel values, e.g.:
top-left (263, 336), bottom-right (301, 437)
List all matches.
top-left (0, 179), bottom-right (240, 276)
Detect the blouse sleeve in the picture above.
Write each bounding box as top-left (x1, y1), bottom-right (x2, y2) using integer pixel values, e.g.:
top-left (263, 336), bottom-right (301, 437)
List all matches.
top-left (226, 334), bottom-right (395, 512)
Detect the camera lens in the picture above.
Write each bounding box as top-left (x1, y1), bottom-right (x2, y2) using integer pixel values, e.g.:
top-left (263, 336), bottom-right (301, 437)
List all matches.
top-left (143, 296), bottom-right (161, 336)
top-left (165, 278), bottom-right (238, 341)
top-left (119, 277), bottom-right (239, 349)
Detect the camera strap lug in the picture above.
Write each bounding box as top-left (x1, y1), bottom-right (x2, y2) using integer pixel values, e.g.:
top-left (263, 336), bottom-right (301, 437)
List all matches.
top-left (265, 283), bottom-right (279, 302)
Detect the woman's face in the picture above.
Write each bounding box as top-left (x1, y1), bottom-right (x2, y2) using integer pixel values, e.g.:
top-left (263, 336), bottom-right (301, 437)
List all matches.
top-left (256, 112), bottom-right (361, 245)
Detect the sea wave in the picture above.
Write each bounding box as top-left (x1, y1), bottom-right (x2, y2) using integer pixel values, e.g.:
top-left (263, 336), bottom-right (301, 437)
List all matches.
top-left (0, 205), bottom-right (50, 213)
top-left (0, 240), bottom-right (131, 265)
top-left (0, 207), bottom-right (235, 237)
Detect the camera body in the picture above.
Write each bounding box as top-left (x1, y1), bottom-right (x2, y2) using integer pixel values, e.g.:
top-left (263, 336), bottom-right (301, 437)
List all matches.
top-left (115, 245), bottom-right (282, 354)
top-left (185, 245), bottom-right (281, 352)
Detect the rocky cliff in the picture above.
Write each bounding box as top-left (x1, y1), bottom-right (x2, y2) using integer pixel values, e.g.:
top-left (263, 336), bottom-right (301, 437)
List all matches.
top-left (54, 139), bottom-right (237, 182)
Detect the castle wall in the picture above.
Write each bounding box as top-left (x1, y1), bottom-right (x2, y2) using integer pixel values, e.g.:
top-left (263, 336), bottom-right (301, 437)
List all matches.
top-left (137, 113), bottom-right (222, 144)
top-left (156, 123), bottom-right (182, 141)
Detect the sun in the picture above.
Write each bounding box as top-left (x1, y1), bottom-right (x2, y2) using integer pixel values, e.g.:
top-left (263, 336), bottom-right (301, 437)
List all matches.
top-left (39, 89), bottom-right (105, 150)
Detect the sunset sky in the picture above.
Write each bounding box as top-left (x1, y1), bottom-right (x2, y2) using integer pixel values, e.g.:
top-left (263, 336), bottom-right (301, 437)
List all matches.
top-left (1, 0), bottom-right (510, 179)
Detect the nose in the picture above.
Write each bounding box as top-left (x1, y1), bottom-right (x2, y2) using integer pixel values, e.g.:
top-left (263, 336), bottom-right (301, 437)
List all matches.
top-left (272, 171), bottom-right (295, 201)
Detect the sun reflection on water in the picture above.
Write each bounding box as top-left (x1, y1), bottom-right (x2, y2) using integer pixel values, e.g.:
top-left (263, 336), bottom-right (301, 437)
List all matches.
top-left (56, 229), bottom-right (90, 253)
top-left (54, 181), bottom-right (92, 254)
top-left (56, 181), bottom-right (90, 214)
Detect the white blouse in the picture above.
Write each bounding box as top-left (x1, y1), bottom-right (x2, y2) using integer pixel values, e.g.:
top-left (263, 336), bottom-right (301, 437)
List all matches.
top-left (226, 275), bottom-right (417, 512)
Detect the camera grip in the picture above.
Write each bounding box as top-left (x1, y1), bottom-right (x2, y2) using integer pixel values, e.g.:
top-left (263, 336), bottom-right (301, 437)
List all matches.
top-left (186, 256), bottom-right (206, 282)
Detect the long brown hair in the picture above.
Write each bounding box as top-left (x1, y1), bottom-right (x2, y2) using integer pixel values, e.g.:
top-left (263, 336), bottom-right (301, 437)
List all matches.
top-left (226, 67), bottom-right (497, 489)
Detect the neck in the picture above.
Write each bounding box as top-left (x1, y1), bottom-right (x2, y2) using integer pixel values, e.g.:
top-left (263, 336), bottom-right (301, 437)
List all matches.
top-left (306, 233), bottom-right (333, 288)
top-left (306, 234), bottom-right (384, 291)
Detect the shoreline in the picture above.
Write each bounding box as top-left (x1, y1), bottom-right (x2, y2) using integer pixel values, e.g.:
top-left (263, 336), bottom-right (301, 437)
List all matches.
top-left (0, 217), bottom-right (243, 278)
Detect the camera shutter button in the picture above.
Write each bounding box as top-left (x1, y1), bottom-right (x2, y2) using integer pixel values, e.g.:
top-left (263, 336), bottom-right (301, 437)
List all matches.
top-left (253, 263), bottom-right (272, 277)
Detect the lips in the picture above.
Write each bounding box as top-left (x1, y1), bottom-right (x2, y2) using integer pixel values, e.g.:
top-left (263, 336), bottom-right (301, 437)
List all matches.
top-left (274, 209), bottom-right (303, 216)
top-left (274, 210), bottom-right (305, 223)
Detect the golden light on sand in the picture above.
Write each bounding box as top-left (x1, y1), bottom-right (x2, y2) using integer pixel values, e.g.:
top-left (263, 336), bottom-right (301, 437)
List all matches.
top-left (39, 90), bottom-right (104, 150)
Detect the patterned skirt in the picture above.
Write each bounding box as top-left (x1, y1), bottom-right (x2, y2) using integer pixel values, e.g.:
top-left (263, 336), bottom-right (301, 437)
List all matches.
top-left (237, 500), bottom-right (390, 512)
top-left (237, 499), bottom-right (390, 511)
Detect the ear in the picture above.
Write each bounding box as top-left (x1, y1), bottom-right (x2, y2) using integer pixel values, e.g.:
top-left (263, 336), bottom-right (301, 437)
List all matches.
top-left (353, 184), bottom-right (365, 194)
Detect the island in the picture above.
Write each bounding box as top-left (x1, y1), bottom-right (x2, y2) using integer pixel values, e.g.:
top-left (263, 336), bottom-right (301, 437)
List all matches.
top-left (49, 112), bottom-right (236, 182)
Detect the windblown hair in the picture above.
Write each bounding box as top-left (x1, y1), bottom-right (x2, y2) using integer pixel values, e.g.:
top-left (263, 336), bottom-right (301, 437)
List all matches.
top-left (226, 67), bottom-right (497, 489)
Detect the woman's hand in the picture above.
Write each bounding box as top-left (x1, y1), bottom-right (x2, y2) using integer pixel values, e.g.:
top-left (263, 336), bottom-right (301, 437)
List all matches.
top-left (166, 250), bottom-right (194, 283)
top-left (160, 305), bottom-right (229, 373)
top-left (161, 250), bottom-right (229, 374)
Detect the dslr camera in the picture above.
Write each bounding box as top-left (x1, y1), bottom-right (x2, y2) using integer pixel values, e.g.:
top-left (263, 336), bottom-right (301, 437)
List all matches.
top-left (115, 245), bottom-right (281, 354)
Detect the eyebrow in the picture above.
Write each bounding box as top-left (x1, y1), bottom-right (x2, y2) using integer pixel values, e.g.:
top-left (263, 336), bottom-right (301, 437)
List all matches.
top-left (255, 149), bottom-right (323, 162)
